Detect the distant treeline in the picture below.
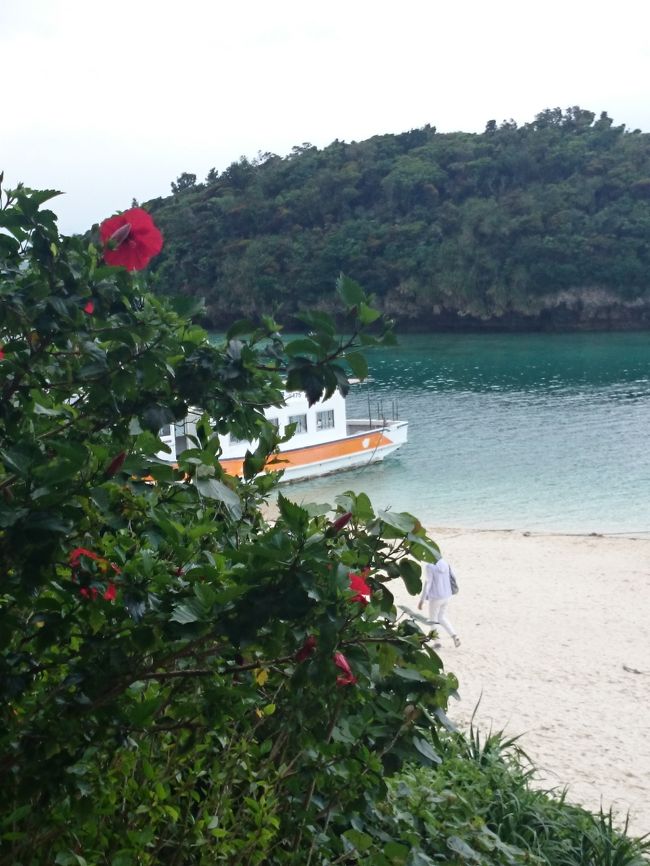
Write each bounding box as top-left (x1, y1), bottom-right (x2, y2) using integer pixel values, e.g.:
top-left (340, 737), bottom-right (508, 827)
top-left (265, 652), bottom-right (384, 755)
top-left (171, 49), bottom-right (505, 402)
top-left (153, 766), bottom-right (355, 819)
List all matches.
top-left (145, 107), bottom-right (650, 330)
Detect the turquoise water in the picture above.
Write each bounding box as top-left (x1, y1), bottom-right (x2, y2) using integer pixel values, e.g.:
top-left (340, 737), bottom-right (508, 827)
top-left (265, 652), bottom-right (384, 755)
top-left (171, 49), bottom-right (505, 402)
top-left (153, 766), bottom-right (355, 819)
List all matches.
top-left (285, 333), bottom-right (650, 533)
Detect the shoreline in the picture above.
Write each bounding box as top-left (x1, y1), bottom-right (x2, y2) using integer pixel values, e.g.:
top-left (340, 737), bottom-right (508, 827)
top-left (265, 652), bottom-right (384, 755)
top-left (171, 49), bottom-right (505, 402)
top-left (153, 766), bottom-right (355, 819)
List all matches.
top-left (419, 525), bottom-right (650, 540)
top-left (388, 527), bottom-right (650, 836)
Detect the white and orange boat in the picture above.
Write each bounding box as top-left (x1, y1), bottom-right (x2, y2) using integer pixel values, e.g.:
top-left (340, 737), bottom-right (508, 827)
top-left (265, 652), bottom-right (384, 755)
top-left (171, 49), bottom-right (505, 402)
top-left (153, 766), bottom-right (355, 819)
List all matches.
top-left (158, 389), bottom-right (408, 483)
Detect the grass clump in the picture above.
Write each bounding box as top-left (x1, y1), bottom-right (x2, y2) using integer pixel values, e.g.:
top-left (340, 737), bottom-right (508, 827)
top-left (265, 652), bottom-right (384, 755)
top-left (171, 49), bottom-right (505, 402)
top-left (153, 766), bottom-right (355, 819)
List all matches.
top-left (371, 726), bottom-right (650, 865)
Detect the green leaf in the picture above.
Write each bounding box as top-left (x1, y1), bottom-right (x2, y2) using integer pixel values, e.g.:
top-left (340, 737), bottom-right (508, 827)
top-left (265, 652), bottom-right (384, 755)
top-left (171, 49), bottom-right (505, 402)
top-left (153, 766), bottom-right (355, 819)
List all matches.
top-left (22, 188), bottom-right (63, 208)
top-left (193, 581), bottom-right (217, 608)
top-left (284, 338), bottom-right (322, 358)
top-left (378, 510), bottom-right (417, 534)
top-left (408, 536), bottom-right (440, 563)
top-left (277, 493), bottom-right (308, 532)
top-left (358, 302), bottom-right (382, 325)
top-left (383, 841), bottom-right (409, 864)
top-left (412, 736), bottom-right (441, 764)
top-left (432, 706), bottom-right (458, 732)
top-left (225, 318), bottom-right (256, 339)
top-left (0, 233), bottom-right (20, 255)
top-left (446, 835), bottom-right (481, 861)
top-left (336, 273), bottom-right (365, 308)
top-left (379, 583), bottom-right (394, 612)
top-left (345, 351), bottom-right (369, 380)
top-left (141, 404), bottom-right (175, 433)
top-left (170, 598), bottom-right (206, 624)
top-left (376, 642), bottom-right (397, 676)
top-left (169, 296), bottom-right (205, 318)
top-left (0, 447), bottom-right (34, 476)
top-left (343, 829), bottom-right (373, 853)
top-left (350, 491), bottom-right (375, 521)
top-left (296, 309), bottom-right (336, 336)
top-left (398, 559), bottom-right (422, 595)
top-left (54, 853), bottom-right (87, 866)
top-left (285, 366), bottom-right (324, 406)
top-left (46, 297), bottom-right (72, 319)
top-left (194, 477), bottom-right (242, 517)
top-left (0, 503), bottom-right (28, 527)
top-left (394, 667), bottom-right (427, 682)
top-left (107, 327), bottom-right (137, 348)
top-left (129, 696), bottom-right (164, 726)
top-left (143, 462), bottom-right (177, 483)
top-left (33, 401), bottom-right (67, 417)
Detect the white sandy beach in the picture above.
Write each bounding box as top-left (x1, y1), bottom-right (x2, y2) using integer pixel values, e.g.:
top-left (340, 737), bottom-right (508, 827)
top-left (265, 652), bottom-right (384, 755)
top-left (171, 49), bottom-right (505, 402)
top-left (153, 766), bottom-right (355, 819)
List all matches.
top-left (390, 528), bottom-right (650, 837)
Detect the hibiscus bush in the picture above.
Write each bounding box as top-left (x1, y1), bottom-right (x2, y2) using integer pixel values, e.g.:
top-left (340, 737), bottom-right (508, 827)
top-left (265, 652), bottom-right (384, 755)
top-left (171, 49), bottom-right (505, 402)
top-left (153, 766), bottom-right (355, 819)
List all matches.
top-left (0, 184), bottom-right (458, 865)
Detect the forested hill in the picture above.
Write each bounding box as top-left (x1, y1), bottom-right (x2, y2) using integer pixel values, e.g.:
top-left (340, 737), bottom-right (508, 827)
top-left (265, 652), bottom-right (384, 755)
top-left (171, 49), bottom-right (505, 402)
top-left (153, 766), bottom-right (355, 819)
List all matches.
top-left (145, 108), bottom-right (650, 330)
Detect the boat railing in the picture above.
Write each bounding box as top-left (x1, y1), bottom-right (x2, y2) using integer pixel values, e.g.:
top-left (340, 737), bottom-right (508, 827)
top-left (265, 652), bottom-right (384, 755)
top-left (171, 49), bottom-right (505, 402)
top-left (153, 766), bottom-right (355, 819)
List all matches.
top-left (346, 419), bottom-right (393, 434)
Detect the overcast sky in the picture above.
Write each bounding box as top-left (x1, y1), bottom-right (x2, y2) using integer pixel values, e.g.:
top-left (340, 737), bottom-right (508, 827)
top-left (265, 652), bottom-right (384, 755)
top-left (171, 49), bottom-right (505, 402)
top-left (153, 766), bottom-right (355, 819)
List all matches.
top-left (2, 0), bottom-right (650, 233)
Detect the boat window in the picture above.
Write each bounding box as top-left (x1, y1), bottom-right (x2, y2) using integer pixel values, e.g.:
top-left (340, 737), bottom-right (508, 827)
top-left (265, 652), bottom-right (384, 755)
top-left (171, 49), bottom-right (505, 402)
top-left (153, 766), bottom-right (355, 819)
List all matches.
top-left (316, 409), bottom-right (335, 430)
top-left (287, 414), bottom-right (307, 434)
top-left (160, 425), bottom-right (171, 437)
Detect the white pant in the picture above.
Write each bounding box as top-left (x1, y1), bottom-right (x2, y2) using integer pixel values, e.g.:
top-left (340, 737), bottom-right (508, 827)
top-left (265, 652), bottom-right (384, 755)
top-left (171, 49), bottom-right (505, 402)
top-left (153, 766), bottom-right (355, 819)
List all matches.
top-left (428, 598), bottom-right (457, 637)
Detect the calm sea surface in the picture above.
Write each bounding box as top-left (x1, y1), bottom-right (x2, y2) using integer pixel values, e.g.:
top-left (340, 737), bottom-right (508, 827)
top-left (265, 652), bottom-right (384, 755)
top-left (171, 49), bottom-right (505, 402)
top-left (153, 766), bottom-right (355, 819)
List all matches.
top-left (283, 333), bottom-right (650, 533)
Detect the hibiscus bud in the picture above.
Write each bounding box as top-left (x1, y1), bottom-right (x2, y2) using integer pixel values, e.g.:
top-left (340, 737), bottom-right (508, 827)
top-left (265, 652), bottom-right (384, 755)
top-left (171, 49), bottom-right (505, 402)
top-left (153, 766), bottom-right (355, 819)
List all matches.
top-left (327, 511), bottom-right (352, 535)
top-left (295, 635), bottom-right (317, 662)
top-left (108, 222), bottom-right (132, 249)
top-left (105, 451), bottom-right (126, 478)
top-left (333, 651), bottom-right (357, 686)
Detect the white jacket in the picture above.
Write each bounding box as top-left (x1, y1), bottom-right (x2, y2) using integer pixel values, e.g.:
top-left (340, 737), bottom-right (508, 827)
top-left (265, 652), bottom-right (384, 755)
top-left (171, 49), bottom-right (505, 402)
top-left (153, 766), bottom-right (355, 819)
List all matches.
top-left (419, 558), bottom-right (453, 603)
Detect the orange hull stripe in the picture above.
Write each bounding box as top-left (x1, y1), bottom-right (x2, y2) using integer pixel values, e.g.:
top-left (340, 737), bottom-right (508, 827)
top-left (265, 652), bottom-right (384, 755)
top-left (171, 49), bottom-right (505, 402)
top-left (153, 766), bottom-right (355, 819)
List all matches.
top-left (220, 431), bottom-right (393, 477)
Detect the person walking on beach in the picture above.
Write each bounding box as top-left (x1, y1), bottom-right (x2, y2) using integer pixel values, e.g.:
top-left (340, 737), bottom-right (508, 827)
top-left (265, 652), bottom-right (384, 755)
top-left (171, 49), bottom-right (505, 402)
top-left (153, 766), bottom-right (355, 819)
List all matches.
top-left (417, 557), bottom-right (461, 648)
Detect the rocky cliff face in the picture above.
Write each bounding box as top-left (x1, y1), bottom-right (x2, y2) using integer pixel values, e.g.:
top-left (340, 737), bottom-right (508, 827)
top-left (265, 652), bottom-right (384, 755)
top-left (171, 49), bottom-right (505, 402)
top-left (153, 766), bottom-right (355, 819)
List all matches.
top-left (382, 288), bottom-right (650, 332)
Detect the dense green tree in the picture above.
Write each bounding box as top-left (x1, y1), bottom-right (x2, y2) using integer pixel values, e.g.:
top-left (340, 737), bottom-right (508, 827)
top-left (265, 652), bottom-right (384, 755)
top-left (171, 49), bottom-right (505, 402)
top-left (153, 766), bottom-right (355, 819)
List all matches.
top-left (144, 108), bottom-right (650, 330)
top-left (171, 172), bottom-right (198, 194)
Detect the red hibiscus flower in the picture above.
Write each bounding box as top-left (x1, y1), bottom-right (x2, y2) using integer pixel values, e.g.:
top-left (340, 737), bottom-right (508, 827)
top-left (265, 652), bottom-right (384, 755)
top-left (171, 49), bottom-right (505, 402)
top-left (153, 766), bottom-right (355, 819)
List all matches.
top-left (103, 583), bottom-right (117, 602)
top-left (295, 635), bottom-right (317, 662)
top-left (100, 207), bottom-right (163, 271)
top-left (348, 571), bottom-right (371, 605)
top-left (333, 651), bottom-right (357, 686)
top-left (83, 300), bottom-right (94, 314)
top-left (70, 547), bottom-right (103, 568)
